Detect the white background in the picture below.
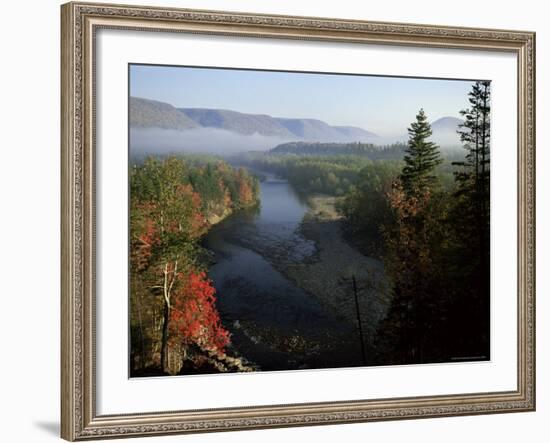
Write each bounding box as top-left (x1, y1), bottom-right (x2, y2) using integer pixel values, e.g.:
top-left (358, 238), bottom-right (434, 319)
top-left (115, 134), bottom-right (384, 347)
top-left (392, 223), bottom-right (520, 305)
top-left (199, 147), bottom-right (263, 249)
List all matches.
top-left (96, 29), bottom-right (518, 414)
top-left (0, 0), bottom-right (547, 442)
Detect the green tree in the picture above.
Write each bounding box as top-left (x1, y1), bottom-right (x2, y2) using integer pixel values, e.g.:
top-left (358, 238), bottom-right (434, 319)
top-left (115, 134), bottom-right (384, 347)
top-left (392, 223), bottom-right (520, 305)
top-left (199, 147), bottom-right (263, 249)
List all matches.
top-left (380, 110), bottom-right (447, 363)
top-left (338, 161), bottom-right (402, 254)
top-left (401, 109), bottom-right (442, 195)
top-left (447, 81), bottom-right (491, 357)
top-left (454, 80), bottom-right (490, 246)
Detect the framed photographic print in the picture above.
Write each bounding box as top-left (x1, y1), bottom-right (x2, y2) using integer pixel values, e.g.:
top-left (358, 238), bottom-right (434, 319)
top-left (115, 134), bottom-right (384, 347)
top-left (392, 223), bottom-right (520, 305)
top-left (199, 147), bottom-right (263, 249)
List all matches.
top-left (61, 1), bottom-right (536, 440)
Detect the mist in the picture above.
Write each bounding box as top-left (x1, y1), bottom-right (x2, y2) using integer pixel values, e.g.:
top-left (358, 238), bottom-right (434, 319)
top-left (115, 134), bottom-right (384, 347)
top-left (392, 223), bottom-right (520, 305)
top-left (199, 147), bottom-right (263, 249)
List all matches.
top-left (130, 126), bottom-right (464, 160)
top-left (130, 127), bottom-right (294, 157)
top-left (370, 130), bottom-right (463, 151)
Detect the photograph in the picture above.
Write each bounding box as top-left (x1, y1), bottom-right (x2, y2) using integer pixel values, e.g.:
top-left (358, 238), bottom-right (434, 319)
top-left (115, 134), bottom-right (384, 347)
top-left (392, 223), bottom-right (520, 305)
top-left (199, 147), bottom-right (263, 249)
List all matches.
top-left (128, 64), bottom-right (491, 377)
top-left (57, 2), bottom-right (536, 439)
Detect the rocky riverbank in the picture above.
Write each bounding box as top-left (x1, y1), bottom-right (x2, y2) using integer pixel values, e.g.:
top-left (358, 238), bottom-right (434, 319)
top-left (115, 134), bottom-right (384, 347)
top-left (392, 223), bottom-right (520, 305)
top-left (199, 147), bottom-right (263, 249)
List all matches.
top-left (282, 195), bottom-right (391, 351)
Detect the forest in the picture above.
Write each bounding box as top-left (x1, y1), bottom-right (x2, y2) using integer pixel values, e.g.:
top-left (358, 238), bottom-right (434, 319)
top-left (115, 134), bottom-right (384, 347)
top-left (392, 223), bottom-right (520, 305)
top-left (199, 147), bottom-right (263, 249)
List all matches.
top-left (236, 80), bottom-right (491, 364)
top-left (346, 81), bottom-right (491, 363)
top-left (129, 157), bottom-right (259, 375)
top-left (129, 80), bottom-right (491, 375)
top-left (270, 141), bottom-right (407, 158)
top-left (237, 152), bottom-right (373, 195)
top-left (237, 147), bottom-right (457, 198)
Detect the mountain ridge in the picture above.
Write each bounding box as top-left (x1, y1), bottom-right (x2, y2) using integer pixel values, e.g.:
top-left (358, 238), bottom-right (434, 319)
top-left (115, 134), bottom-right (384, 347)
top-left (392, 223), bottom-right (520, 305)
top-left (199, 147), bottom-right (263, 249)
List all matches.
top-left (131, 96), bottom-right (379, 142)
top-left (130, 96), bottom-right (464, 147)
top-left (179, 108), bottom-right (295, 138)
top-left (130, 97), bottom-right (199, 130)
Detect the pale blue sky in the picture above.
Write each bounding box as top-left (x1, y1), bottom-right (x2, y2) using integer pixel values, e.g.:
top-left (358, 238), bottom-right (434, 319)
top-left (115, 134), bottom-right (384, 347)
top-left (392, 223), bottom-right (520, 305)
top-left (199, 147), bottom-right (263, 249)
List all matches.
top-left (130, 64), bottom-right (475, 136)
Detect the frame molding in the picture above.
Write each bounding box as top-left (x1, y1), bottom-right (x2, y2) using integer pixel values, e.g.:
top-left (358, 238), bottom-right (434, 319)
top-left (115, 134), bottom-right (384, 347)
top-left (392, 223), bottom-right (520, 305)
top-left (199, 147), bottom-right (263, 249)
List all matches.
top-left (61, 2), bottom-right (535, 440)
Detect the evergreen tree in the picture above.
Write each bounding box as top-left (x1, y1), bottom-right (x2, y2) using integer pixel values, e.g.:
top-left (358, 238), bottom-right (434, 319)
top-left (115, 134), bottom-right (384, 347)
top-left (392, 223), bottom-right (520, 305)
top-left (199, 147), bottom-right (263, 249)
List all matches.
top-left (452, 80), bottom-right (491, 291)
top-left (447, 81), bottom-right (491, 358)
top-left (401, 109), bottom-right (442, 195)
top-left (379, 110), bottom-right (447, 364)
top-left (454, 81), bottom-right (490, 233)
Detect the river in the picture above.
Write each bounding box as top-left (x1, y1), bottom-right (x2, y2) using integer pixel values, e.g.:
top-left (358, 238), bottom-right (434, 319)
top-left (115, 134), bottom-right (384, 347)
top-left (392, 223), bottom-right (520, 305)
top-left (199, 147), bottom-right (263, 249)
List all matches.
top-left (204, 171), bottom-right (369, 372)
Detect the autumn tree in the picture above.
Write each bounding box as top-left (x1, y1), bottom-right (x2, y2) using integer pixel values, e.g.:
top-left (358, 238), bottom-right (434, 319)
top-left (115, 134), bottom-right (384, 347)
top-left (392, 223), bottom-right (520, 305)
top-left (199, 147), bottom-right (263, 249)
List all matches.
top-left (129, 156), bottom-right (259, 375)
top-left (130, 157), bottom-right (209, 373)
top-left (169, 270), bottom-right (230, 357)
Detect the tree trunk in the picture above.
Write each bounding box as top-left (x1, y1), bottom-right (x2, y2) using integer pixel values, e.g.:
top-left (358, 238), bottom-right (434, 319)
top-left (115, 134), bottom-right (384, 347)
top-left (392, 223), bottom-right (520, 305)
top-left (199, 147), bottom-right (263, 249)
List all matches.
top-left (160, 301), bottom-right (169, 374)
top-left (136, 290), bottom-right (145, 370)
top-left (160, 260), bottom-right (177, 374)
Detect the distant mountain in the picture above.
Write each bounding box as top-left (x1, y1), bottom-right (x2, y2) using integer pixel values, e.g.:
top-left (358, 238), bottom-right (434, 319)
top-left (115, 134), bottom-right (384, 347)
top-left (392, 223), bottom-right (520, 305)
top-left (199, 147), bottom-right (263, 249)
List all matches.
top-left (271, 118), bottom-right (379, 142)
top-left (274, 118), bottom-right (334, 141)
top-left (130, 97), bottom-right (378, 143)
top-left (179, 108), bottom-right (294, 138)
top-left (333, 125), bottom-right (379, 140)
top-left (130, 97), bottom-right (199, 130)
top-left (431, 116), bottom-right (463, 131)
top-left (374, 116), bottom-right (465, 148)
top-left (129, 96), bottom-right (465, 155)
top-left (179, 110), bottom-right (379, 142)
top-left (430, 117), bottom-right (464, 147)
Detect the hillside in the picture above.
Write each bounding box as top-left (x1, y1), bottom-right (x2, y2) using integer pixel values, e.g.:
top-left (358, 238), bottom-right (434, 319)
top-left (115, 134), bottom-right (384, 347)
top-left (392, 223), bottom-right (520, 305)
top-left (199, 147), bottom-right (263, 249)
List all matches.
top-left (333, 125), bottom-right (379, 140)
top-left (430, 116), bottom-right (464, 146)
top-left (130, 96), bottom-right (378, 143)
top-left (129, 96), bottom-right (464, 151)
top-left (431, 116), bottom-right (463, 131)
top-left (130, 97), bottom-right (199, 130)
top-left (179, 108), bottom-right (294, 137)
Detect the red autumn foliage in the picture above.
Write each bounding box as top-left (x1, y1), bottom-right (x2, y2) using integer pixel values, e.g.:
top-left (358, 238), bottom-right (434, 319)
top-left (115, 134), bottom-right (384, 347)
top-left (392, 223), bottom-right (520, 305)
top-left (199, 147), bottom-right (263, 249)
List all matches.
top-left (168, 270), bottom-right (230, 356)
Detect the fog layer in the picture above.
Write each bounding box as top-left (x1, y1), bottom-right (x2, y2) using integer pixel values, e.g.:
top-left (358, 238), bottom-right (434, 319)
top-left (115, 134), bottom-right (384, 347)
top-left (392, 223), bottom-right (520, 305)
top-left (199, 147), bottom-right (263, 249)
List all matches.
top-left (130, 125), bottom-right (463, 158)
top-left (130, 127), bottom-right (294, 157)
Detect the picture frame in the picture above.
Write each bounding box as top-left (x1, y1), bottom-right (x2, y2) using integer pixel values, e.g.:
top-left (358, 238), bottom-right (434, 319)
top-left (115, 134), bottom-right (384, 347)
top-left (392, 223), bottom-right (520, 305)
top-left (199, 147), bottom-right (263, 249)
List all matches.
top-left (61, 1), bottom-right (536, 440)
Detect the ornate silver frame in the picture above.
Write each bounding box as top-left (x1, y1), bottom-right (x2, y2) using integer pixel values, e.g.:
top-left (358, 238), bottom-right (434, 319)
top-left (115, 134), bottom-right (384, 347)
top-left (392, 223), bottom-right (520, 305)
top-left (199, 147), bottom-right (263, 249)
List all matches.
top-left (61, 2), bottom-right (536, 440)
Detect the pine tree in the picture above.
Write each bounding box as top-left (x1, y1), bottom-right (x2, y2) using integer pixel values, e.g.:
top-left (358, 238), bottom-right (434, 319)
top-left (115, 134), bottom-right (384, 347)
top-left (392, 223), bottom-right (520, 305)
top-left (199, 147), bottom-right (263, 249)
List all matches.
top-left (452, 80), bottom-right (491, 282)
top-left (454, 81), bottom-right (490, 232)
top-left (379, 110), bottom-right (446, 364)
top-left (401, 109), bottom-right (442, 195)
top-left (447, 81), bottom-right (491, 358)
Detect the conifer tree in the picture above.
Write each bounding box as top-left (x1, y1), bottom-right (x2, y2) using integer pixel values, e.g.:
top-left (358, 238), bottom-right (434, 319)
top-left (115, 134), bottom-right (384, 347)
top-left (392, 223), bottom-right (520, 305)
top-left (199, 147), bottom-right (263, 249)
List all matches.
top-left (380, 110), bottom-right (446, 364)
top-left (451, 80), bottom-right (491, 286)
top-left (401, 109), bottom-right (442, 195)
top-left (454, 81), bottom-right (491, 234)
top-left (447, 81), bottom-right (491, 357)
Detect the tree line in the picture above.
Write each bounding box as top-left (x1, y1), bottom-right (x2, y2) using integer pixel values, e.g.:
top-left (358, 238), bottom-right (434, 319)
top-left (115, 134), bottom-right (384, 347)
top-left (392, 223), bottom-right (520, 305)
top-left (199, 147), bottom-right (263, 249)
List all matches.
top-left (238, 146), bottom-right (459, 199)
top-left (271, 141), bottom-right (406, 159)
top-left (237, 153), bottom-right (374, 196)
top-left (129, 156), bottom-right (259, 375)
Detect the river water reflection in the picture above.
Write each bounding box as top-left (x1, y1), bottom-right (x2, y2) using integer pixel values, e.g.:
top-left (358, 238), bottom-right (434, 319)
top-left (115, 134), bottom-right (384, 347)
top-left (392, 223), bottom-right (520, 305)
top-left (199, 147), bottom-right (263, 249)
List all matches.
top-left (204, 171), bottom-right (364, 371)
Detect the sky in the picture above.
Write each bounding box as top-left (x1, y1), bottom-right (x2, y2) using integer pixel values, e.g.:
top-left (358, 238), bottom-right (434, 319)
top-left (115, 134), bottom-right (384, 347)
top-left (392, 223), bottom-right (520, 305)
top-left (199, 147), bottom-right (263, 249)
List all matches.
top-left (130, 64), bottom-right (476, 136)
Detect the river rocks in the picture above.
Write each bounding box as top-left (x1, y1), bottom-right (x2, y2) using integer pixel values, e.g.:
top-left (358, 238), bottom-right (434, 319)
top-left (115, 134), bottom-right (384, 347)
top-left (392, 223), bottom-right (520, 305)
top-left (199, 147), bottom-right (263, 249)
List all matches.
top-left (207, 207), bottom-right (233, 226)
top-left (281, 195), bottom-right (392, 353)
top-left (171, 344), bottom-right (256, 375)
top-left (205, 180), bottom-right (391, 370)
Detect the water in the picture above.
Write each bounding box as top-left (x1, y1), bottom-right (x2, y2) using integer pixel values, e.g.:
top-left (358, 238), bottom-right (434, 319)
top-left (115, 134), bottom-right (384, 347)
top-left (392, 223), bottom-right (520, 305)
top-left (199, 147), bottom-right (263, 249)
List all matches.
top-left (204, 171), bottom-right (364, 372)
